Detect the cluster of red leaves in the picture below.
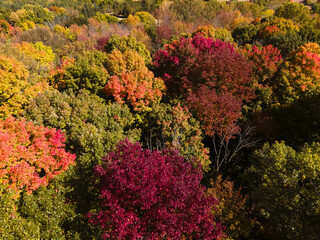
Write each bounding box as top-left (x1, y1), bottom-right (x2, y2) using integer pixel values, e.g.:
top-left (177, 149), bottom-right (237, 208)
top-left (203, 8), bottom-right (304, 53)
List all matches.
top-left (241, 45), bottom-right (283, 109)
top-left (88, 140), bottom-right (225, 240)
top-left (0, 117), bottom-right (75, 195)
top-left (153, 34), bottom-right (254, 136)
top-left (260, 25), bottom-right (282, 38)
top-left (243, 45), bottom-right (282, 85)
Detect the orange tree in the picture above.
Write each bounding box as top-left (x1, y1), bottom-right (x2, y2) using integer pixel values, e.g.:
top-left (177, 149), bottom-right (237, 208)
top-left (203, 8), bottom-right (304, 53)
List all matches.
top-left (104, 49), bottom-right (165, 111)
top-left (0, 117), bottom-right (75, 196)
top-left (272, 42), bottom-right (320, 104)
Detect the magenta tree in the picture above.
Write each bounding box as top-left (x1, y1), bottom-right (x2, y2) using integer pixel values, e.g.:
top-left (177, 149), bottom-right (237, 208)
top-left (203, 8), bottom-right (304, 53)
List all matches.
top-left (88, 140), bottom-right (225, 239)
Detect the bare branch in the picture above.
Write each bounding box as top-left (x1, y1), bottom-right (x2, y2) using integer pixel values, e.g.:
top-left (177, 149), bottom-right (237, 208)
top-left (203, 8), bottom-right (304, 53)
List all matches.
top-left (211, 125), bottom-right (259, 175)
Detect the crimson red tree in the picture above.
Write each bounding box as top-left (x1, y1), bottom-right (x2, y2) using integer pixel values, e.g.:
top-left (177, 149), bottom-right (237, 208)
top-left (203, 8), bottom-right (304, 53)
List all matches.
top-left (153, 34), bottom-right (254, 136)
top-left (88, 140), bottom-right (225, 239)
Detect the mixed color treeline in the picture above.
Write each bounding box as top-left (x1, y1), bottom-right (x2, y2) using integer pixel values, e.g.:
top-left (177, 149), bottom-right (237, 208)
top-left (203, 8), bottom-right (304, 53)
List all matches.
top-left (1, 0), bottom-right (320, 239)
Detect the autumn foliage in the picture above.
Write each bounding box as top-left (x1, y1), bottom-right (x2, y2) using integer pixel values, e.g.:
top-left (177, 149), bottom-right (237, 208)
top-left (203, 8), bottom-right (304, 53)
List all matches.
top-left (243, 45), bottom-right (282, 110)
top-left (105, 50), bottom-right (165, 111)
top-left (1, 0), bottom-right (319, 238)
top-left (88, 140), bottom-right (225, 239)
top-left (154, 34), bottom-right (254, 136)
top-left (245, 45), bottom-right (282, 83)
top-left (0, 117), bottom-right (75, 195)
top-left (207, 175), bottom-right (251, 239)
top-left (0, 20), bottom-right (12, 36)
top-left (274, 42), bottom-right (320, 103)
top-left (0, 55), bottom-right (48, 119)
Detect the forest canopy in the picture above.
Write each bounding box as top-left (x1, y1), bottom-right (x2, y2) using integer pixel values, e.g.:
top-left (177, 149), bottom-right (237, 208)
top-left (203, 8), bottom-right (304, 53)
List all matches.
top-left (0, 0), bottom-right (320, 239)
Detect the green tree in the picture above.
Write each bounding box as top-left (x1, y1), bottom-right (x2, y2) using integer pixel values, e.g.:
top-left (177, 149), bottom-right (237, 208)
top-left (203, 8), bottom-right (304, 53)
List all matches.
top-left (9, 4), bottom-right (54, 30)
top-left (16, 179), bottom-right (79, 239)
top-left (203, 0), bottom-right (221, 22)
top-left (23, 4), bottom-right (54, 23)
top-left (25, 89), bottom-right (139, 168)
top-left (0, 177), bottom-right (82, 239)
top-left (311, 3), bottom-right (320, 15)
top-left (24, 89), bottom-right (140, 239)
top-left (275, 2), bottom-right (310, 24)
top-left (265, 30), bottom-right (302, 57)
top-left (50, 50), bottom-right (109, 95)
top-left (0, 186), bottom-right (40, 239)
top-left (171, 0), bottom-right (204, 23)
top-left (93, 12), bottom-right (119, 23)
top-left (244, 141), bottom-right (320, 239)
top-left (269, 94), bottom-right (320, 149)
top-left (232, 23), bottom-right (261, 44)
top-left (135, 11), bottom-right (156, 39)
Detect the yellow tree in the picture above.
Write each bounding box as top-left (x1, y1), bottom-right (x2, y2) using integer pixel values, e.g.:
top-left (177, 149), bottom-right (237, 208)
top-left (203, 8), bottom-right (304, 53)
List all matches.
top-left (0, 55), bottom-right (48, 118)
